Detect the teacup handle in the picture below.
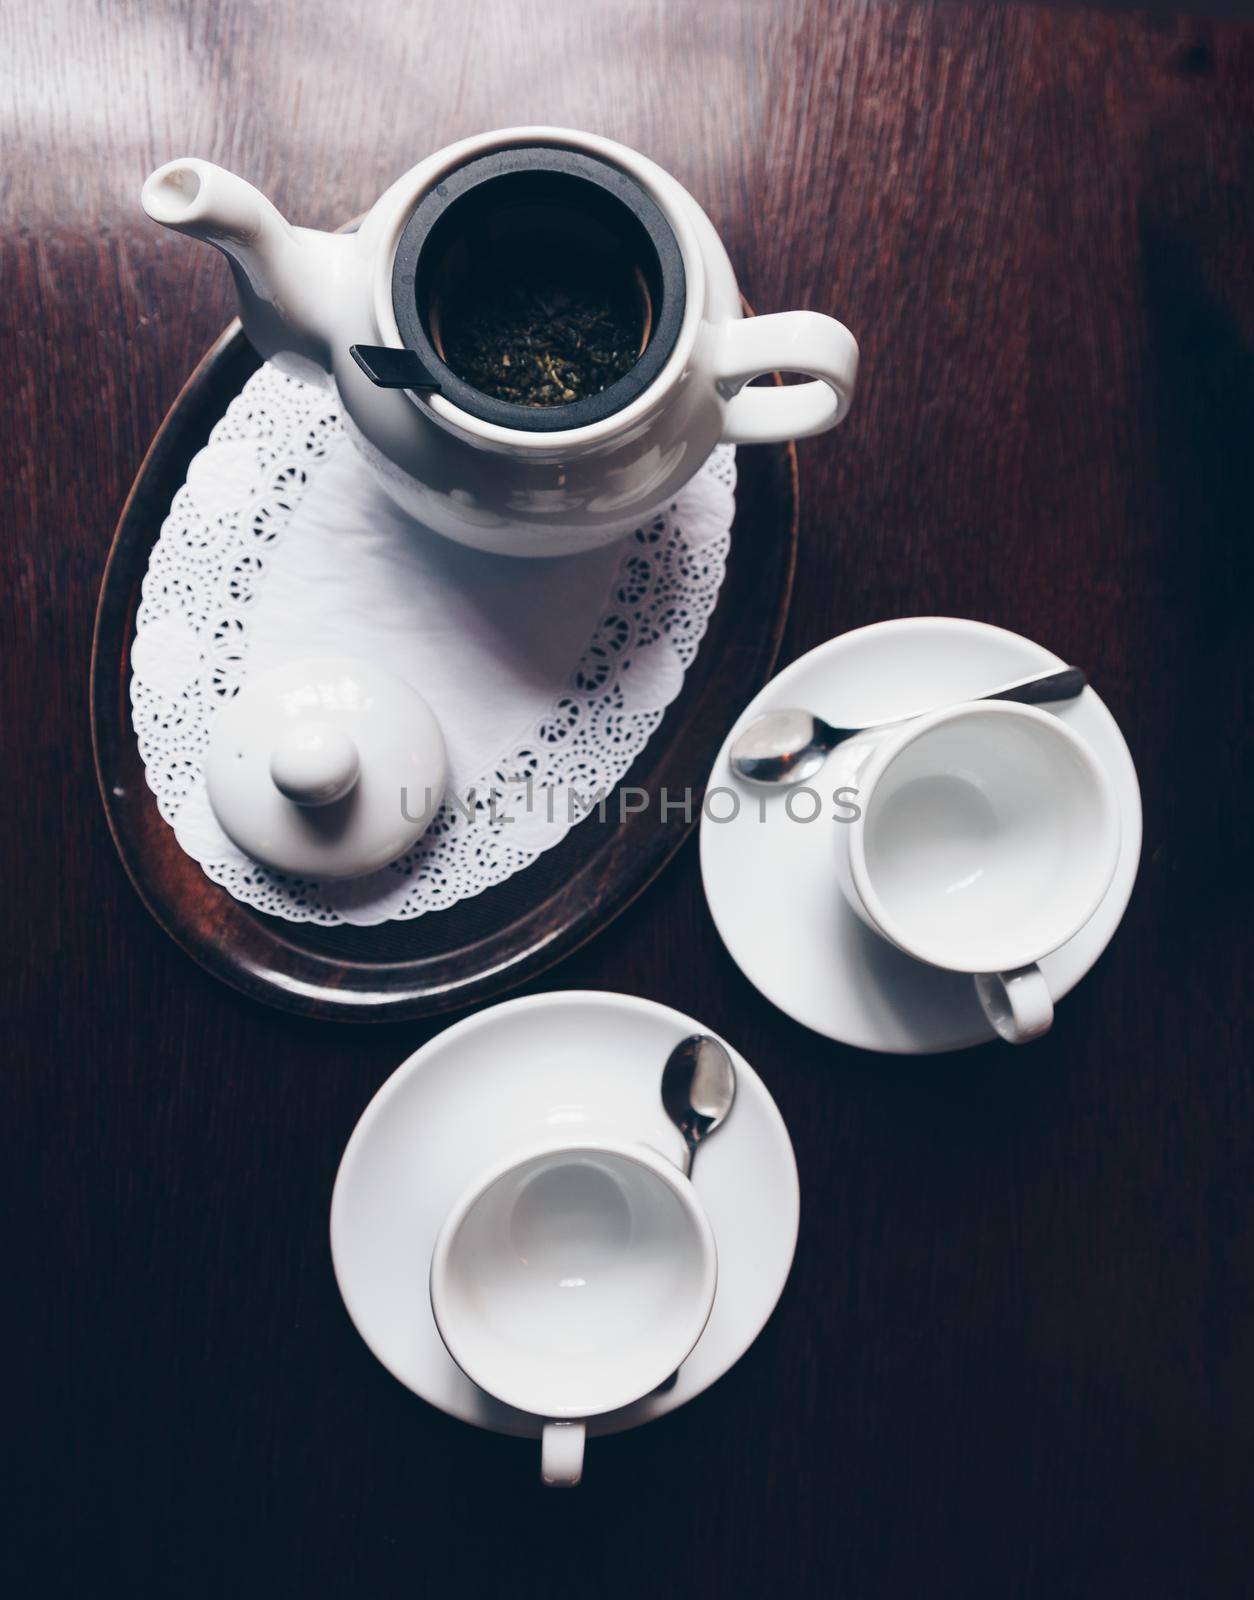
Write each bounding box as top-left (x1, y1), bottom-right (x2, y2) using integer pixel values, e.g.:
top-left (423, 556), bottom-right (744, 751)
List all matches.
top-left (974, 965), bottom-right (1054, 1045)
top-left (715, 311), bottom-right (859, 445)
top-left (541, 1420), bottom-right (586, 1487)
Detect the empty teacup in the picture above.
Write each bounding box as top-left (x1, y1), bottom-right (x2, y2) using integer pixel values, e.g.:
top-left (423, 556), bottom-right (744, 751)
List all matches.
top-left (429, 1138), bottom-right (717, 1485)
top-left (832, 701), bottom-right (1121, 1043)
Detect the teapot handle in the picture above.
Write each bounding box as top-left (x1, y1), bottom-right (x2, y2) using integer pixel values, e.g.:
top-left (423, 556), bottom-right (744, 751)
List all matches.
top-left (715, 311), bottom-right (859, 445)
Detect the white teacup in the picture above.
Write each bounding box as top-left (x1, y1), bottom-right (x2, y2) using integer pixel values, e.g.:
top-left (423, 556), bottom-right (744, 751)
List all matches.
top-left (430, 1138), bottom-right (717, 1485)
top-left (832, 701), bottom-right (1121, 1043)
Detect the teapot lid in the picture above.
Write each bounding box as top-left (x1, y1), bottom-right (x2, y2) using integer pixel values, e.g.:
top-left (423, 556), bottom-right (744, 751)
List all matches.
top-left (205, 657), bottom-right (447, 881)
top-left (351, 146), bottom-right (685, 432)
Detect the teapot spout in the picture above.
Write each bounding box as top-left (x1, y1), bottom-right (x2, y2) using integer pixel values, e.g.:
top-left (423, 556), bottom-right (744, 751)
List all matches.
top-left (142, 159), bottom-right (342, 382)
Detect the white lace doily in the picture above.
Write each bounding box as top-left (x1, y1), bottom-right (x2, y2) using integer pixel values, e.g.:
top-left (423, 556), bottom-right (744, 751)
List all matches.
top-left (130, 364), bottom-right (736, 926)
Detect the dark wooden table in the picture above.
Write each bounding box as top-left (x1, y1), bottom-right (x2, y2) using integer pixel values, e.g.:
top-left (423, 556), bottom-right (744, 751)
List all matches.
top-left (7, 2), bottom-right (1253, 1593)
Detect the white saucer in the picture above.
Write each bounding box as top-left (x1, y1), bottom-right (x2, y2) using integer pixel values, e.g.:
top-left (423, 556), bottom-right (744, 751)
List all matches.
top-left (330, 991), bottom-right (799, 1437)
top-left (700, 617), bottom-right (1142, 1054)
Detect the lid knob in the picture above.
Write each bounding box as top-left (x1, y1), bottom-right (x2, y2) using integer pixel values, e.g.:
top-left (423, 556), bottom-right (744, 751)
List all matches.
top-left (269, 721), bottom-right (361, 807)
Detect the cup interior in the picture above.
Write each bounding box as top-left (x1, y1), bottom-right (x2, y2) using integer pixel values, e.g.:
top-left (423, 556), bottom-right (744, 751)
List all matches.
top-left (431, 1143), bottom-right (715, 1419)
top-left (856, 706), bottom-right (1119, 973)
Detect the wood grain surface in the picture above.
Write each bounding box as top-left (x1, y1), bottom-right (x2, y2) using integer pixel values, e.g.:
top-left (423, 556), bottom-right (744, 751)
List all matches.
top-left (5, 2), bottom-right (1253, 1595)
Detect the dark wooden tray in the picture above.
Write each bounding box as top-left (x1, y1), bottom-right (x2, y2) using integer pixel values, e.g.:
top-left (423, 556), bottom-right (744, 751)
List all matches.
top-left (92, 322), bottom-right (797, 1021)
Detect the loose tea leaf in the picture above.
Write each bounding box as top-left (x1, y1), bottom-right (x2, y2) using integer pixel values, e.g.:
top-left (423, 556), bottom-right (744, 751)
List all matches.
top-left (437, 258), bottom-right (644, 407)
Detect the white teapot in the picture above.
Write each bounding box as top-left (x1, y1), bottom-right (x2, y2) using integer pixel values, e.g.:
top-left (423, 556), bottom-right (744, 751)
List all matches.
top-left (143, 127), bottom-right (858, 557)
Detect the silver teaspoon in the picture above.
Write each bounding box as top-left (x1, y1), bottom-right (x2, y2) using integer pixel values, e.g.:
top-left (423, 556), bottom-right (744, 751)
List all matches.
top-left (729, 665), bottom-right (1088, 787)
top-left (654, 1034), bottom-right (737, 1395)
top-left (661, 1033), bottom-right (737, 1177)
